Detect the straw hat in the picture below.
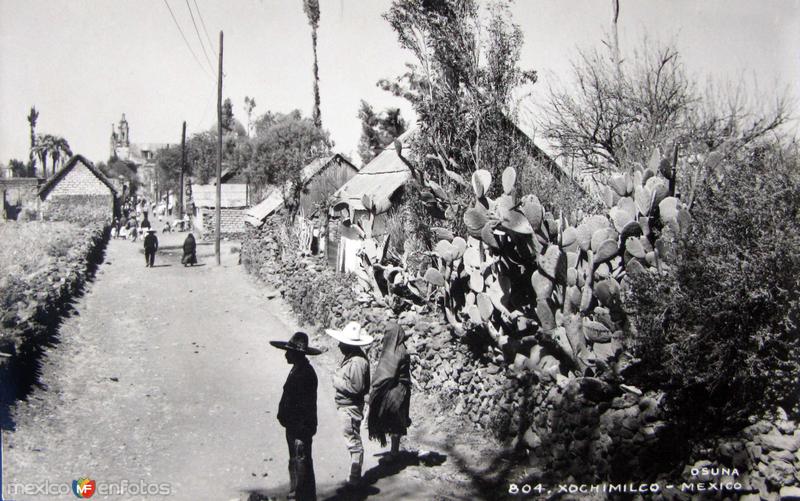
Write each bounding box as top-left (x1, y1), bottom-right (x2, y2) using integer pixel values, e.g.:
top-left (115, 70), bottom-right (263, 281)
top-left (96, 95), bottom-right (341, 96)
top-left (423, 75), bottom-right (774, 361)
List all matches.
top-left (270, 332), bottom-right (322, 355)
top-left (325, 321), bottom-right (374, 346)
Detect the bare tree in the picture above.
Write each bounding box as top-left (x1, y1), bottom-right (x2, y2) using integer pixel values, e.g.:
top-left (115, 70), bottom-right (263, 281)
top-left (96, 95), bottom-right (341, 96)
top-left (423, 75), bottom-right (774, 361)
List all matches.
top-left (542, 40), bottom-right (791, 182)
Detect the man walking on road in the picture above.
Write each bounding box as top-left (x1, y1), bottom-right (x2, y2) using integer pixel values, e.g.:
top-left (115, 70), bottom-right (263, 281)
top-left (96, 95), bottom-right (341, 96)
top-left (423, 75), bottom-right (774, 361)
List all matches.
top-left (271, 332), bottom-right (321, 501)
top-left (143, 229), bottom-right (158, 267)
top-left (326, 322), bottom-right (373, 486)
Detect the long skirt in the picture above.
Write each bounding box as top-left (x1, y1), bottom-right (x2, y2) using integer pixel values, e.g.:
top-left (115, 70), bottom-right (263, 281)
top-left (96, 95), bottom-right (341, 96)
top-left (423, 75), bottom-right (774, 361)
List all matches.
top-left (181, 252), bottom-right (197, 265)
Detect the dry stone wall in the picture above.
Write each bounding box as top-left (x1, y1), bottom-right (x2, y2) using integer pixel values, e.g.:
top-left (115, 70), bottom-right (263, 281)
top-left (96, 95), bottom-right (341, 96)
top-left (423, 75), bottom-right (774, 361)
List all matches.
top-left (241, 227), bottom-right (799, 496)
top-left (0, 224), bottom-right (109, 366)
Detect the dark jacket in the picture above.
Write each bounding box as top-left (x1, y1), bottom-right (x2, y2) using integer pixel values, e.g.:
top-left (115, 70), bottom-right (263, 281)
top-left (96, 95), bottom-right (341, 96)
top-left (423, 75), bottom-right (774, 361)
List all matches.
top-left (143, 233), bottom-right (158, 251)
top-left (278, 358), bottom-right (318, 438)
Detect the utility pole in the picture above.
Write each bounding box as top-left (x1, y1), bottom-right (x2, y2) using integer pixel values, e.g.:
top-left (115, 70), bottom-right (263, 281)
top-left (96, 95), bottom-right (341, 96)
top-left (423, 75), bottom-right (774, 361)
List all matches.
top-left (179, 121), bottom-right (186, 219)
top-left (215, 31), bottom-right (223, 266)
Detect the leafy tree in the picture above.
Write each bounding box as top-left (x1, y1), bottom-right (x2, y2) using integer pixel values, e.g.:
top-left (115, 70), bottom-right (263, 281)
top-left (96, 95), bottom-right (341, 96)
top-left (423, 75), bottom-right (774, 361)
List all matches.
top-left (357, 100), bottom-right (407, 164)
top-left (302, 0), bottom-right (322, 128)
top-left (8, 158), bottom-right (29, 177)
top-left (186, 131), bottom-right (218, 184)
top-left (221, 98), bottom-right (235, 133)
top-left (253, 111), bottom-right (277, 138)
top-left (153, 146), bottom-right (184, 196)
top-left (244, 96), bottom-right (257, 137)
top-left (31, 134), bottom-right (53, 178)
top-left (247, 110), bottom-right (331, 211)
top-left (49, 136), bottom-right (72, 173)
top-left (381, 0), bottom-right (573, 240)
top-left (99, 156), bottom-right (141, 195)
top-left (627, 141), bottom-right (800, 431)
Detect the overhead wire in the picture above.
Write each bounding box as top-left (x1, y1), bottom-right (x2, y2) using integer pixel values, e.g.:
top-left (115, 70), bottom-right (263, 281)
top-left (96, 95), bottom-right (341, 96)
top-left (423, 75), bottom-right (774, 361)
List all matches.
top-left (184, 0), bottom-right (216, 74)
top-left (193, 0), bottom-right (217, 56)
top-left (162, 0), bottom-right (213, 79)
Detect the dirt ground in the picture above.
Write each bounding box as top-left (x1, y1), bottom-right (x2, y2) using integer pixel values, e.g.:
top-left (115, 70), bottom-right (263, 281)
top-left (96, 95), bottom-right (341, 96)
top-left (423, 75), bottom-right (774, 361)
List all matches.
top-left (1, 224), bottom-right (503, 501)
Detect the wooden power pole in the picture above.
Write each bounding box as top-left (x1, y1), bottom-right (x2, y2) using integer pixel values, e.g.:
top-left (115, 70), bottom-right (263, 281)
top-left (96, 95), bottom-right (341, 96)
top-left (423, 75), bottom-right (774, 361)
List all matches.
top-left (215, 31), bottom-right (223, 266)
top-left (179, 120), bottom-right (186, 219)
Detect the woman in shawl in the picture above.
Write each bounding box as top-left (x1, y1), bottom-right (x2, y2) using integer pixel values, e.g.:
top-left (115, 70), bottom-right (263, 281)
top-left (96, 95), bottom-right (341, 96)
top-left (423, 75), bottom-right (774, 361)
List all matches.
top-left (368, 322), bottom-right (411, 458)
top-left (182, 233), bottom-right (198, 266)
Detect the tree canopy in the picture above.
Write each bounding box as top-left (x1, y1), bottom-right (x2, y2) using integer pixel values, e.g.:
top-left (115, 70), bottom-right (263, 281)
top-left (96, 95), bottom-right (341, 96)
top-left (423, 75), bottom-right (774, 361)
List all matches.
top-left (357, 100), bottom-right (407, 165)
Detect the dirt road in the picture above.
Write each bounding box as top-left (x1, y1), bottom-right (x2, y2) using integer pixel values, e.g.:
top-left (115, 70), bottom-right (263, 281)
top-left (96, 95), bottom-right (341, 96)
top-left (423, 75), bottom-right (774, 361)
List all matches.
top-left (1, 227), bottom-right (447, 500)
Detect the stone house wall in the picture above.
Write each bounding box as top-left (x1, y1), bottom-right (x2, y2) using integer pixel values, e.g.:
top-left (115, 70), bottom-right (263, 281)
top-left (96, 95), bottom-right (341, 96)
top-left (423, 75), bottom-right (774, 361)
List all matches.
top-left (40, 163), bottom-right (115, 222)
top-left (199, 207), bottom-right (246, 239)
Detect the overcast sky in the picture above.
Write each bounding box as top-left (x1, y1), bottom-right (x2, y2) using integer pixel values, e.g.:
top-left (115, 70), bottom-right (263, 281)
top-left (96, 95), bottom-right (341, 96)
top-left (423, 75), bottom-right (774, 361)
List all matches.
top-left (1, 0), bottom-right (798, 166)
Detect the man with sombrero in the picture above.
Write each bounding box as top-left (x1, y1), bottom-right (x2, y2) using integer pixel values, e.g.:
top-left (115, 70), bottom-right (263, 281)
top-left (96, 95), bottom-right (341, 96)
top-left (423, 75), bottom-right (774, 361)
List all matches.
top-left (326, 321), bottom-right (373, 486)
top-left (143, 228), bottom-right (159, 267)
top-left (271, 332), bottom-right (321, 501)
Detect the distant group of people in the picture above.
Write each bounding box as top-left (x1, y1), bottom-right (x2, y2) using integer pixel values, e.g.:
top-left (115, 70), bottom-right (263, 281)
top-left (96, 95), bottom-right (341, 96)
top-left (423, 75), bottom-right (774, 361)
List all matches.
top-left (271, 321), bottom-right (411, 500)
top-left (111, 196), bottom-right (198, 268)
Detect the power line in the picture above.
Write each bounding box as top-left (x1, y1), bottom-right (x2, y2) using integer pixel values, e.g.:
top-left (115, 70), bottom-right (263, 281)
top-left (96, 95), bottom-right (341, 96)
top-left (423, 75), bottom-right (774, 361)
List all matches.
top-left (185, 0), bottom-right (215, 74)
top-left (193, 0), bottom-right (216, 55)
top-left (162, 0), bottom-right (212, 79)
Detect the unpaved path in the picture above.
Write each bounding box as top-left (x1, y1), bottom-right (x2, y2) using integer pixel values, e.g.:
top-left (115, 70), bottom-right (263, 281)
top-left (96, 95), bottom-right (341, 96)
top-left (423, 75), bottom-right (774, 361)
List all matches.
top-left (2, 226), bottom-right (448, 500)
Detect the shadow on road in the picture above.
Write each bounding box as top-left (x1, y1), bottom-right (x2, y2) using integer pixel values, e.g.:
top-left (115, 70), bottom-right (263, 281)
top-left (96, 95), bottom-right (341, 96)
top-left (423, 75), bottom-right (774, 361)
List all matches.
top-left (241, 450), bottom-right (447, 501)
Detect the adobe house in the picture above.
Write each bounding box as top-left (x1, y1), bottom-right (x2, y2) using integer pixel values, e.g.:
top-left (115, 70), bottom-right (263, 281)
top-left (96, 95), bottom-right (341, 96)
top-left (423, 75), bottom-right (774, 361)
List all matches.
top-left (38, 155), bottom-right (118, 222)
top-left (190, 182), bottom-right (249, 239)
top-left (244, 153), bottom-right (359, 259)
top-left (330, 120), bottom-right (593, 272)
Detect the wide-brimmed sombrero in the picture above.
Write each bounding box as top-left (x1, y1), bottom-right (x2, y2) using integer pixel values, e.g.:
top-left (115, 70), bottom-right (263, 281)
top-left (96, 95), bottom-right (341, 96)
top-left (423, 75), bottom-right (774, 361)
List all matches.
top-left (325, 321), bottom-right (374, 346)
top-left (270, 332), bottom-right (321, 355)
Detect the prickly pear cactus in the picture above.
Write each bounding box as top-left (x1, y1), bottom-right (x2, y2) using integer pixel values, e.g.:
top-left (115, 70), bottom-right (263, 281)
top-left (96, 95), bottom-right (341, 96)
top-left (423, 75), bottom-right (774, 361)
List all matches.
top-left (424, 150), bottom-right (691, 382)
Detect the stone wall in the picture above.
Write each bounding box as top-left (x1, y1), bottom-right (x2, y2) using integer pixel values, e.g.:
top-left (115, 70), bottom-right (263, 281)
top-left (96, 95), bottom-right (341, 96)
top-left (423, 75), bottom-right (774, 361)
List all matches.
top-left (199, 207), bottom-right (246, 240)
top-left (0, 179), bottom-right (41, 220)
top-left (240, 227), bottom-right (800, 495)
top-left (41, 194), bottom-right (114, 223)
top-left (1, 224), bottom-right (109, 365)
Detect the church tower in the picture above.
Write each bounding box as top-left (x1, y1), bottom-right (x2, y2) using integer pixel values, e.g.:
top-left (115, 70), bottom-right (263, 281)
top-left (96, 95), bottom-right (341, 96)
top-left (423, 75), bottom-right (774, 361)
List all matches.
top-left (118, 113), bottom-right (130, 146)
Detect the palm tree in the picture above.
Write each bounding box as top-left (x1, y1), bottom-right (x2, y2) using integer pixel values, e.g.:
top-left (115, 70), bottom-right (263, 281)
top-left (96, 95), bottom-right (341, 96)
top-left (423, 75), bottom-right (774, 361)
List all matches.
top-left (302, 0), bottom-right (321, 128)
top-left (50, 136), bottom-right (72, 174)
top-left (27, 106), bottom-right (39, 171)
top-left (32, 134), bottom-right (51, 178)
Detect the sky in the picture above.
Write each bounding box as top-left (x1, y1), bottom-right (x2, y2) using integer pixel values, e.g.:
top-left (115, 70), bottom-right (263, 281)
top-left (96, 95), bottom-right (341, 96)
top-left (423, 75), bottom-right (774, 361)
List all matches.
top-left (1, 0), bottom-right (798, 166)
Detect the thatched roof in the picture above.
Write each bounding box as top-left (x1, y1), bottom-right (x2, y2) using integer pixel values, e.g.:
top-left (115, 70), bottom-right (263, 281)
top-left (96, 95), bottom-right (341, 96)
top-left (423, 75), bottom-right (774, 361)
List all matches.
top-left (38, 155), bottom-right (118, 198)
top-left (244, 153), bottom-right (357, 226)
top-left (332, 129), bottom-right (416, 214)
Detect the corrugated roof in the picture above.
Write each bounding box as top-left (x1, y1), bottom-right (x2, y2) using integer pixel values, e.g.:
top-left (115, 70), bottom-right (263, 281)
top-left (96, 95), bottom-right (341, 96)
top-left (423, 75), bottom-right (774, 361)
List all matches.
top-left (191, 183), bottom-right (248, 208)
top-left (244, 153), bottom-right (357, 225)
top-left (332, 129), bottom-right (415, 213)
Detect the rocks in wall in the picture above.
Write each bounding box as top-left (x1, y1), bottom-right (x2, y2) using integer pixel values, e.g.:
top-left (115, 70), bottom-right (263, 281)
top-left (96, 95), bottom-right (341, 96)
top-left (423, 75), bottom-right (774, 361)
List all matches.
top-left (240, 227), bottom-right (800, 492)
top-left (0, 224), bottom-right (108, 362)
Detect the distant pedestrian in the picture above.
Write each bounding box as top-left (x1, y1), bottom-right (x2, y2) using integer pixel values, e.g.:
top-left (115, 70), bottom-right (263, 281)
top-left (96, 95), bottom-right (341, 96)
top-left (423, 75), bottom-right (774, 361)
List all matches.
top-left (368, 323), bottom-right (412, 460)
top-left (271, 332), bottom-right (321, 501)
top-left (130, 225), bottom-right (138, 243)
top-left (326, 322), bottom-right (373, 486)
top-left (143, 229), bottom-right (158, 267)
top-left (181, 233), bottom-right (197, 266)
top-left (140, 215), bottom-right (151, 231)
top-left (112, 218), bottom-right (121, 238)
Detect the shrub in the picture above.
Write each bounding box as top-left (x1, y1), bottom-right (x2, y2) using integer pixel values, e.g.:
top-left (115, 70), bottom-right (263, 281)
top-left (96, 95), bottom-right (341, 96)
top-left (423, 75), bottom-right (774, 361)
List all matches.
top-left (626, 142), bottom-right (800, 431)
